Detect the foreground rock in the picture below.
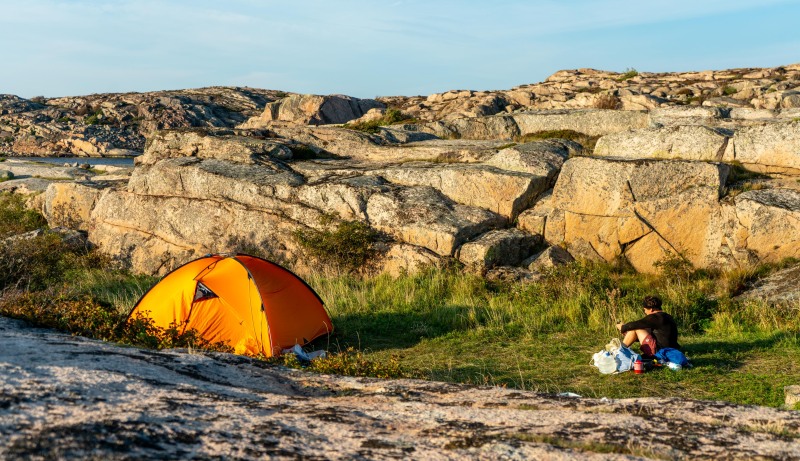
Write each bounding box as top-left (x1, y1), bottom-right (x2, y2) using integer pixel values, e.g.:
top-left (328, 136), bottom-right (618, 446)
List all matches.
top-left (2, 317), bottom-right (798, 460)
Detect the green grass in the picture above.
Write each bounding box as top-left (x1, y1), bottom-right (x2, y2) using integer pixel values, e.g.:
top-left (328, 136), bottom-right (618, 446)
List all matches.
top-left (299, 262), bottom-right (800, 407)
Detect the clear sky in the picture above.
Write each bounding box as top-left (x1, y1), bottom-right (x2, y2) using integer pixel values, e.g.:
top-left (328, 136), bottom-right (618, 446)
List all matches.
top-left (2, 0), bottom-right (799, 98)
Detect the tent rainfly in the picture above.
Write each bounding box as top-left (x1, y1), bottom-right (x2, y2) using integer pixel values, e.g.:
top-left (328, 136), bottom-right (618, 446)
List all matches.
top-left (129, 254), bottom-right (332, 356)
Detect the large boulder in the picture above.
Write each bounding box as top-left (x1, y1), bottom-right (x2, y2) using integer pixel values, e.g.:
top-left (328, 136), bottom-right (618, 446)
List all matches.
top-left (418, 110), bottom-right (650, 141)
top-left (512, 110), bottom-right (651, 137)
top-left (594, 125), bottom-right (731, 161)
top-left (139, 130), bottom-right (293, 166)
top-left (728, 189), bottom-right (800, 263)
top-left (366, 186), bottom-right (504, 257)
top-left (43, 182), bottom-right (109, 231)
top-left (376, 163), bottom-right (550, 220)
top-left (735, 263), bottom-right (800, 306)
top-left (548, 157), bottom-right (730, 272)
top-left (731, 121), bottom-right (800, 175)
top-left (456, 229), bottom-right (540, 271)
top-left (246, 94), bottom-right (384, 126)
top-left (90, 191), bottom-right (305, 275)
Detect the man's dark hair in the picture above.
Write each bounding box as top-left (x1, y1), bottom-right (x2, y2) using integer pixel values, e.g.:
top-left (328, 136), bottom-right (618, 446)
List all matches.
top-left (643, 295), bottom-right (662, 310)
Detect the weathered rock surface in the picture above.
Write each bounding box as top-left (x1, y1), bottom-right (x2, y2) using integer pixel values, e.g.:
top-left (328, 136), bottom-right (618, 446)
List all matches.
top-left (2, 316), bottom-right (799, 460)
top-left (728, 189), bottom-right (800, 263)
top-left (456, 229), bottom-right (540, 271)
top-left (731, 121), bottom-right (800, 175)
top-left (244, 93), bottom-right (384, 126)
top-left (735, 263), bottom-right (800, 306)
top-left (43, 181), bottom-right (109, 231)
top-left (418, 110), bottom-right (651, 140)
top-left (548, 157), bottom-right (730, 272)
top-left (0, 87), bottom-right (278, 157)
top-left (594, 125), bottom-right (731, 161)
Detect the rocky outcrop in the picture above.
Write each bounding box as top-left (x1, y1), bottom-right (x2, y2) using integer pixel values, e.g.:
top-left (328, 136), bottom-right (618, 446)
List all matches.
top-left (731, 121), bottom-right (800, 175)
top-left (728, 189), bottom-right (800, 263)
top-left (79, 129), bottom-right (554, 273)
top-left (547, 157), bottom-right (730, 272)
top-left (22, 62), bottom-right (800, 278)
top-left (456, 229), bottom-right (540, 271)
top-left (2, 316), bottom-right (799, 460)
top-left (594, 125), bottom-right (732, 161)
top-left (418, 109), bottom-right (651, 140)
top-left (735, 263), bottom-right (800, 306)
top-left (0, 87), bottom-right (278, 157)
top-left (244, 94), bottom-right (384, 126)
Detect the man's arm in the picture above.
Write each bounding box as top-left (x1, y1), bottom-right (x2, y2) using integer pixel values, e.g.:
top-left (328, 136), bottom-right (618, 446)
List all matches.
top-left (620, 314), bottom-right (661, 333)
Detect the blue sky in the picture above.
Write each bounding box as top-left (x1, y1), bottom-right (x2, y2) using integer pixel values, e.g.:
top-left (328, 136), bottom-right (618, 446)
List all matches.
top-left (2, 0), bottom-right (799, 98)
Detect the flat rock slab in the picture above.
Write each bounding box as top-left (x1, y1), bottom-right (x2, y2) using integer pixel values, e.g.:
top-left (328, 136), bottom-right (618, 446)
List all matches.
top-left (2, 317), bottom-right (799, 460)
top-left (736, 263), bottom-right (800, 305)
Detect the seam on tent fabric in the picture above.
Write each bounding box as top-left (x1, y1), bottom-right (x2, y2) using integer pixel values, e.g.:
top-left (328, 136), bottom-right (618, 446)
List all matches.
top-left (230, 256), bottom-right (272, 357)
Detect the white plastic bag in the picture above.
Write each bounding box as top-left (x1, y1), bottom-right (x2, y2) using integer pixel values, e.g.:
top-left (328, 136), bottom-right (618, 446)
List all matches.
top-left (592, 350), bottom-right (618, 374)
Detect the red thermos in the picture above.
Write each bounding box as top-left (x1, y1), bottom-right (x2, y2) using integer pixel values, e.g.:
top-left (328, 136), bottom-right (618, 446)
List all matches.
top-left (634, 359), bottom-right (644, 374)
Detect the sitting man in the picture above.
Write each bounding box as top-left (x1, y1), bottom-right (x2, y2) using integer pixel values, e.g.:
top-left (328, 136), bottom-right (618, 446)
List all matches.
top-left (616, 295), bottom-right (680, 358)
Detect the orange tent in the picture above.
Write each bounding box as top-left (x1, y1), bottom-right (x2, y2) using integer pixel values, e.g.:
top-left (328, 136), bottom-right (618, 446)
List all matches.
top-left (129, 254), bottom-right (333, 356)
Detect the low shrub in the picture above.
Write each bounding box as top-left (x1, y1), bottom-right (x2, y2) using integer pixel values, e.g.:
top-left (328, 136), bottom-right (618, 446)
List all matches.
top-left (294, 220), bottom-right (382, 273)
top-left (0, 290), bottom-right (231, 352)
top-left (343, 108), bottom-right (415, 134)
top-left (0, 193), bottom-right (44, 238)
top-left (273, 346), bottom-right (415, 379)
top-left (721, 86), bottom-right (739, 96)
top-left (617, 68), bottom-right (639, 81)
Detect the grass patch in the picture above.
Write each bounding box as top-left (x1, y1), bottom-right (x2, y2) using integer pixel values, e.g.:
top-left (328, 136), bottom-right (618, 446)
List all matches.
top-left (342, 108), bottom-right (416, 134)
top-left (516, 130), bottom-right (600, 153)
top-left (299, 261), bottom-right (800, 407)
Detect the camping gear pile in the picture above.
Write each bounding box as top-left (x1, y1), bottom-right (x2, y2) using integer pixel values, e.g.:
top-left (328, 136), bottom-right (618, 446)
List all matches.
top-left (129, 254), bottom-right (333, 357)
top-left (592, 338), bottom-right (690, 374)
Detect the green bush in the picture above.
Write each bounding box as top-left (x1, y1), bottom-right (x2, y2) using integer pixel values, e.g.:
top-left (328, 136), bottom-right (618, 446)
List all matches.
top-left (0, 291), bottom-right (232, 352)
top-left (617, 68), bottom-right (639, 81)
top-left (0, 193), bottom-right (47, 238)
top-left (343, 108), bottom-right (415, 134)
top-left (294, 220), bottom-right (381, 273)
top-left (722, 86), bottom-right (739, 96)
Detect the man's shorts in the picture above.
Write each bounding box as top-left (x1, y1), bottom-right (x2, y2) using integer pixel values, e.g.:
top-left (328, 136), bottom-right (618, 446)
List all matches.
top-left (640, 334), bottom-right (657, 358)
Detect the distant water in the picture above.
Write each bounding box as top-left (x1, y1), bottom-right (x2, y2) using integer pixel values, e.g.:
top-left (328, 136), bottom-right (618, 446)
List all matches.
top-left (12, 157), bottom-right (136, 167)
